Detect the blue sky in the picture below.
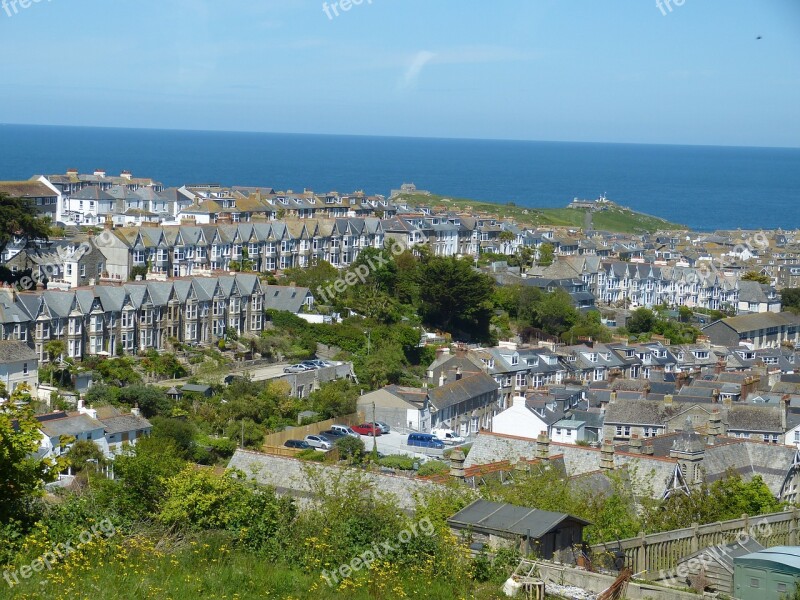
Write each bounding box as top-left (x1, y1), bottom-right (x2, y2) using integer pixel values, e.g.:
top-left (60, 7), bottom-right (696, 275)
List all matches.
top-left (1, 0), bottom-right (798, 146)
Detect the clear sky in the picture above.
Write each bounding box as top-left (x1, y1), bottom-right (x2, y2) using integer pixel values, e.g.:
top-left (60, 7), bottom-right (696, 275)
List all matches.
top-left (1, 0), bottom-right (798, 147)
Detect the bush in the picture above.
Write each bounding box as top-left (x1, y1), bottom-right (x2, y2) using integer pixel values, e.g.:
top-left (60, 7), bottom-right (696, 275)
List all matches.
top-left (296, 448), bottom-right (326, 462)
top-left (336, 436), bottom-right (366, 464)
top-left (378, 455), bottom-right (416, 470)
top-left (417, 460), bottom-right (450, 477)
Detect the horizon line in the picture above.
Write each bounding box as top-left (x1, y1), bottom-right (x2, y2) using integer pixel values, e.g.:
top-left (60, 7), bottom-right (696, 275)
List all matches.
top-left (2, 121), bottom-right (799, 152)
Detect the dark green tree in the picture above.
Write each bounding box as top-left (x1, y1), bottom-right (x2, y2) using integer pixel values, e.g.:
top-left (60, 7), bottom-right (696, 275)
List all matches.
top-left (742, 271), bottom-right (770, 285)
top-left (0, 193), bottom-right (52, 263)
top-left (627, 307), bottom-right (657, 335)
top-left (417, 256), bottom-right (495, 340)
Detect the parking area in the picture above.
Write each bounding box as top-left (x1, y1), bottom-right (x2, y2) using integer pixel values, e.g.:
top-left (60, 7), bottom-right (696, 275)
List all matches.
top-left (357, 431), bottom-right (445, 461)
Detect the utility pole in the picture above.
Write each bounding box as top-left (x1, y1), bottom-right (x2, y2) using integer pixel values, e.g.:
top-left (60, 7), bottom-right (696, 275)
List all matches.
top-left (372, 401), bottom-right (378, 459)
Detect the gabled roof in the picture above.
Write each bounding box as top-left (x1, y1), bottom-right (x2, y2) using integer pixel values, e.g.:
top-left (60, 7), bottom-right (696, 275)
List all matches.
top-left (448, 499), bottom-right (591, 538)
top-left (428, 372), bottom-right (498, 411)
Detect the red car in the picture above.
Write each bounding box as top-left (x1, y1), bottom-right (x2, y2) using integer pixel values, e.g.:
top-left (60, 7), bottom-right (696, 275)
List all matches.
top-left (352, 423), bottom-right (382, 436)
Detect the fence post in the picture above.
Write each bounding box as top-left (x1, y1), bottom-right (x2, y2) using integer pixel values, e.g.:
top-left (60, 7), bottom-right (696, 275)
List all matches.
top-left (790, 507), bottom-right (799, 546)
top-left (690, 522), bottom-right (699, 553)
top-left (636, 531), bottom-right (647, 574)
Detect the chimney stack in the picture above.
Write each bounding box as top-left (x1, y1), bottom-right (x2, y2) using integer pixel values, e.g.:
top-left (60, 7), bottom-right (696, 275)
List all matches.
top-left (712, 389), bottom-right (720, 404)
top-left (629, 435), bottom-right (643, 454)
top-left (664, 394), bottom-right (673, 407)
top-left (449, 448), bottom-right (466, 481)
top-left (600, 443), bottom-right (615, 471)
top-left (536, 431), bottom-right (550, 460)
top-left (707, 409), bottom-right (722, 443)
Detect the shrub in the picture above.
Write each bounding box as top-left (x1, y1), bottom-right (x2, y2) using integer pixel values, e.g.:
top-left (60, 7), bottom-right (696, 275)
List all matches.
top-left (417, 460), bottom-right (449, 477)
top-left (378, 455), bottom-right (416, 470)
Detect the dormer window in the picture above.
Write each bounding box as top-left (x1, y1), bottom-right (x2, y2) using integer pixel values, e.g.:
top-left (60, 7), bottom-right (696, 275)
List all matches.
top-left (511, 355), bottom-right (519, 366)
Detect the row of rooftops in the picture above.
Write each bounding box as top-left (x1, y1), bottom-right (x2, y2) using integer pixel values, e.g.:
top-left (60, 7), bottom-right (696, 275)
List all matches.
top-left (0, 275), bottom-right (313, 326)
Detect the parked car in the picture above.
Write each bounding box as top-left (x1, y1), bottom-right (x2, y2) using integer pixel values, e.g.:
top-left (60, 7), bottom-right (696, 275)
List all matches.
top-left (301, 359), bottom-right (330, 369)
top-left (320, 429), bottom-right (347, 441)
top-left (304, 435), bottom-right (332, 450)
top-left (284, 439), bottom-right (311, 449)
top-left (372, 421), bottom-right (390, 434)
top-left (352, 423), bottom-right (382, 437)
top-left (330, 424), bottom-right (359, 438)
top-left (406, 433), bottom-right (445, 449)
top-left (432, 428), bottom-right (465, 445)
top-left (284, 364), bottom-right (312, 373)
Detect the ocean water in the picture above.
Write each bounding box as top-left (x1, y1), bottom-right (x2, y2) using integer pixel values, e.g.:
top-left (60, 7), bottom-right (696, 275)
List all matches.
top-left (0, 123), bottom-right (798, 232)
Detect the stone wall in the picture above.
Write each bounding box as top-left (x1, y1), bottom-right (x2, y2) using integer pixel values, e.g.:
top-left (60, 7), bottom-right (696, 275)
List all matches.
top-left (228, 449), bottom-right (452, 512)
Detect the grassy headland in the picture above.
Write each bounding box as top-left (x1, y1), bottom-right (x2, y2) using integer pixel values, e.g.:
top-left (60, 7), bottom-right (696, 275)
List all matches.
top-left (394, 193), bottom-right (686, 234)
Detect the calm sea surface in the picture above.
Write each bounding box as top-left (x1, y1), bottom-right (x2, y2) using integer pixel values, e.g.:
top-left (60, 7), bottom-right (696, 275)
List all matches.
top-left (1, 124), bottom-right (798, 231)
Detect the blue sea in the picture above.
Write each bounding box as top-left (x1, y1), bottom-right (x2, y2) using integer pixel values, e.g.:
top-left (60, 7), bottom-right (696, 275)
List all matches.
top-left (1, 123), bottom-right (798, 232)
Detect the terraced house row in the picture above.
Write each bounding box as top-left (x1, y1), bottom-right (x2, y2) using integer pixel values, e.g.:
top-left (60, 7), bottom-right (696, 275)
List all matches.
top-left (0, 275), bottom-right (280, 362)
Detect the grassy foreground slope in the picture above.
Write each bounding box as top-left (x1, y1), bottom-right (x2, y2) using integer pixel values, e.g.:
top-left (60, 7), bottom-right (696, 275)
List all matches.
top-left (394, 193), bottom-right (686, 233)
top-left (1, 532), bottom-right (503, 600)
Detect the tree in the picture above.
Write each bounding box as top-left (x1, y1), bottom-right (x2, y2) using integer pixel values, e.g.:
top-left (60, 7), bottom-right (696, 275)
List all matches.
top-left (310, 379), bottom-right (359, 419)
top-left (280, 261), bottom-right (338, 298)
top-left (537, 243), bottom-right (554, 267)
top-left (417, 256), bottom-right (495, 340)
top-left (66, 440), bottom-right (107, 473)
top-left (107, 436), bottom-right (187, 520)
top-left (781, 288), bottom-right (800, 311)
top-left (0, 193), bottom-right (52, 264)
top-left (117, 385), bottom-right (170, 418)
top-left (336, 436), bottom-right (366, 465)
top-left (158, 466), bottom-right (252, 531)
top-left (742, 271), bottom-right (770, 285)
top-left (150, 417), bottom-right (196, 458)
top-left (627, 307), bottom-right (657, 335)
top-left (0, 402), bottom-right (67, 523)
top-left (534, 290), bottom-right (578, 336)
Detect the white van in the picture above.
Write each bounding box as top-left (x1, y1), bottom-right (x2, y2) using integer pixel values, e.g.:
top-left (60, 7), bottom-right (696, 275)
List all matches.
top-left (432, 428), bottom-right (465, 445)
top-left (330, 424), bottom-right (359, 438)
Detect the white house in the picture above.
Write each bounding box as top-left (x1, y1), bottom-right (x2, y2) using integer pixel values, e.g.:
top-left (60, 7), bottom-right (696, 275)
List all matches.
top-left (550, 418), bottom-right (587, 444)
top-left (0, 341), bottom-right (38, 398)
top-left (491, 395), bottom-right (548, 440)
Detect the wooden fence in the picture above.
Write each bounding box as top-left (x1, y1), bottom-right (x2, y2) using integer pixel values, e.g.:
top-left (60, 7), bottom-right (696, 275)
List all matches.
top-left (262, 412), bottom-right (365, 448)
top-left (591, 508), bottom-right (800, 578)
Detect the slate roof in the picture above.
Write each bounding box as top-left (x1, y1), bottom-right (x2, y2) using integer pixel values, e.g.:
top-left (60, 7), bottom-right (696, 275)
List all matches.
top-left (428, 372), bottom-right (498, 411)
top-left (448, 499), bottom-right (591, 538)
top-left (704, 311), bottom-right (800, 334)
top-left (264, 285), bottom-right (312, 313)
top-left (100, 414), bottom-right (152, 435)
top-left (604, 400), bottom-right (682, 426)
top-left (38, 413), bottom-right (105, 438)
top-left (0, 340), bottom-right (37, 363)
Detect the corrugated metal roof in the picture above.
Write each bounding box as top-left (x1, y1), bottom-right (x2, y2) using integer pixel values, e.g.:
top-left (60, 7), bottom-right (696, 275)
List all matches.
top-left (448, 499), bottom-right (590, 538)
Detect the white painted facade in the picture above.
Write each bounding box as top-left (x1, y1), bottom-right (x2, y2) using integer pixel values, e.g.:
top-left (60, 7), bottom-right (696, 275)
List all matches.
top-left (491, 396), bottom-right (548, 440)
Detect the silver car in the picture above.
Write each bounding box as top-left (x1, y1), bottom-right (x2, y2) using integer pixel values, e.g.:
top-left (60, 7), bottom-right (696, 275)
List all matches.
top-left (304, 434), bottom-right (332, 450)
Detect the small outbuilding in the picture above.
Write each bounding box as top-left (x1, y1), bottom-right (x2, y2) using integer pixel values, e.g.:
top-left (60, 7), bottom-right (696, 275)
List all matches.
top-left (671, 537), bottom-right (763, 594)
top-left (447, 499), bottom-right (590, 559)
top-left (733, 546), bottom-right (800, 600)
top-left (180, 383), bottom-right (213, 398)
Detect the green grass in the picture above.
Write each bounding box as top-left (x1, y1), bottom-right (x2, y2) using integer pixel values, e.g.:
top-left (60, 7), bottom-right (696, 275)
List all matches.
top-left (394, 193), bottom-right (685, 233)
top-left (1, 532), bottom-right (507, 600)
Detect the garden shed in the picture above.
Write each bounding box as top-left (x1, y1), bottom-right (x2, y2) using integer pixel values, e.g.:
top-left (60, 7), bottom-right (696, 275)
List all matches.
top-left (733, 546), bottom-right (800, 600)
